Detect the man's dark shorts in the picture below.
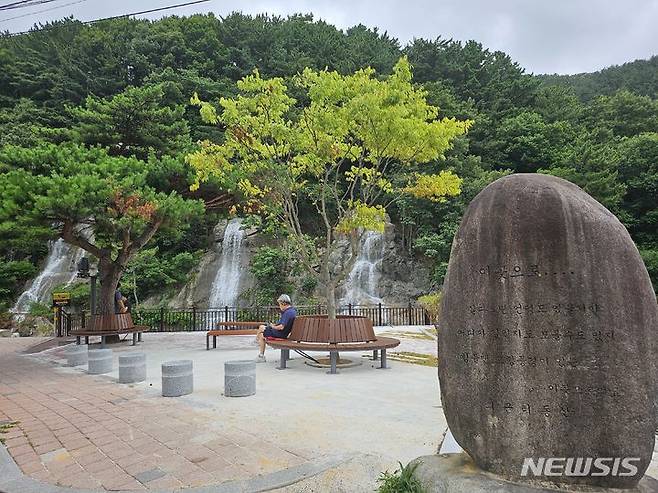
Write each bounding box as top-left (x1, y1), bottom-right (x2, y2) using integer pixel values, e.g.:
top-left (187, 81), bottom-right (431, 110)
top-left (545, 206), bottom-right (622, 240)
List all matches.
top-left (263, 326), bottom-right (289, 339)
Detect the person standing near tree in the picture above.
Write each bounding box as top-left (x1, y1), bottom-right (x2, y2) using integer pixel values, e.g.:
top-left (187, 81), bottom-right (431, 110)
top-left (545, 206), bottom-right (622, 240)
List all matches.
top-left (114, 282), bottom-right (127, 314)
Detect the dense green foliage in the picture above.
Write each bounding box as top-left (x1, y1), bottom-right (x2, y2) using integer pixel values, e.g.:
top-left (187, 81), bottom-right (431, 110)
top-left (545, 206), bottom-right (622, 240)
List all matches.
top-left (0, 12), bottom-right (656, 310)
top-left (539, 56), bottom-right (658, 101)
top-left (247, 246), bottom-right (294, 306)
top-left (188, 57), bottom-right (469, 315)
top-left (377, 461), bottom-right (426, 493)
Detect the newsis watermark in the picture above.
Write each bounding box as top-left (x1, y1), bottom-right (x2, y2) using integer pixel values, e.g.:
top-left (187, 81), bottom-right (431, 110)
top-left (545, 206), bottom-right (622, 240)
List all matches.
top-left (521, 457), bottom-right (640, 477)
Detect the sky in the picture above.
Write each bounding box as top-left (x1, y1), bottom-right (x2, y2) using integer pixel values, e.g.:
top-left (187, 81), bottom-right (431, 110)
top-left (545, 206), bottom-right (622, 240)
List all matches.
top-left (1, 0), bottom-right (657, 75)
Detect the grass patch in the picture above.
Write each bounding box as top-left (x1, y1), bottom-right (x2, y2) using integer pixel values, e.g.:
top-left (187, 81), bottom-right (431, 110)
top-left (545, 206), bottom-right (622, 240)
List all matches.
top-left (0, 421), bottom-right (19, 445)
top-left (377, 461), bottom-right (426, 493)
top-left (380, 329), bottom-right (437, 340)
top-left (389, 351), bottom-right (438, 367)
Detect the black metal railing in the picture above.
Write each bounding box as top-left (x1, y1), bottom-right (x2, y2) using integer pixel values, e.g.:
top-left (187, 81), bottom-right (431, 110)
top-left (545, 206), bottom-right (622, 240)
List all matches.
top-left (61, 303), bottom-right (428, 333)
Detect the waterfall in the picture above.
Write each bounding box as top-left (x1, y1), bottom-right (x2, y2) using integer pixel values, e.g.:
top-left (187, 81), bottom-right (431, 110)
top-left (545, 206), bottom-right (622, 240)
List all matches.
top-left (12, 239), bottom-right (84, 314)
top-left (341, 230), bottom-right (385, 306)
top-left (208, 218), bottom-right (246, 308)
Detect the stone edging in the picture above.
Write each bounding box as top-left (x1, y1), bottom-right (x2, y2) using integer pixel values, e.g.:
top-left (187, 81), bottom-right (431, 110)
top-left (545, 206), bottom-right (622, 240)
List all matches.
top-left (0, 444), bottom-right (356, 493)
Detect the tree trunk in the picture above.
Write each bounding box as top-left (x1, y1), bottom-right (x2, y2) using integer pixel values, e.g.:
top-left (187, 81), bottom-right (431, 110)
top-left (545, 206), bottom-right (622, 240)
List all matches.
top-left (326, 284), bottom-right (337, 319)
top-left (97, 259), bottom-right (122, 315)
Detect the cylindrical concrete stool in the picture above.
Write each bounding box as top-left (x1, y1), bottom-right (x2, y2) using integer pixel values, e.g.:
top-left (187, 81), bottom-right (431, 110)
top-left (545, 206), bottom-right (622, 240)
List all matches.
top-left (224, 360), bottom-right (256, 397)
top-left (66, 344), bottom-right (88, 367)
top-left (88, 349), bottom-right (113, 375)
top-left (162, 360), bottom-right (193, 397)
top-left (119, 352), bottom-right (146, 383)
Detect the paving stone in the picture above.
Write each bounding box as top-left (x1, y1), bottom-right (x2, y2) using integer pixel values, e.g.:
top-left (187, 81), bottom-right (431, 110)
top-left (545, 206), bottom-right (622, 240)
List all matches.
top-left (143, 474), bottom-right (183, 490)
top-left (7, 444), bottom-right (33, 456)
top-left (38, 447), bottom-right (69, 463)
top-left (134, 467), bottom-right (166, 484)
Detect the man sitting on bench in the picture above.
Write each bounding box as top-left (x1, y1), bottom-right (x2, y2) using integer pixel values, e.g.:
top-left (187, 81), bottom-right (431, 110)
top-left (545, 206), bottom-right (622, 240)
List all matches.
top-left (256, 294), bottom-right (296, 362)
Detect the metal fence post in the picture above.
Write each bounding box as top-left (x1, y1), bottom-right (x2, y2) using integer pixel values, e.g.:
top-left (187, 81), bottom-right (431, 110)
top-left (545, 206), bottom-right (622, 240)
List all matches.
top-left (408, 301), bottom-right (413, 325)
top-left (348, 303), bottom-right (352, 316)
top-left (192, 306), bottom-right (197, 331)
top-left (378, 302), bottom-right (382, 326)
top-left (159, 307), bottom-right (164, 332)
top-left (224, 305), bottom-right (229, 322)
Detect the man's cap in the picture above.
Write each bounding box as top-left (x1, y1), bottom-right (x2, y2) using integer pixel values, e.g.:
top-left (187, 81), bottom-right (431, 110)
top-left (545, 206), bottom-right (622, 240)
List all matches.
top-left (277, 294), bottom-right (292, 304)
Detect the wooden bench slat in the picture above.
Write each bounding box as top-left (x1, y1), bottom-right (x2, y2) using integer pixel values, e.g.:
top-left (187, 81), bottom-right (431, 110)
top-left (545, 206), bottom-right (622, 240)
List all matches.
top-left (70, 327), bottom-right (148, 336)
top-left (207, 329), bottom-right (258, 336)
top-left (266, 336), bottom-right (400, 352)
top-left (216, 321), bottom-right (264, 328)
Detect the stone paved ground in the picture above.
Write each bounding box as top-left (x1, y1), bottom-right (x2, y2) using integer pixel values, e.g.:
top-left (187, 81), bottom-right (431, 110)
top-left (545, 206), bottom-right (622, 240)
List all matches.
top-left (3, 333), bottom-right (657, 492)
top-left (0, 338), bottom-right (308, 491)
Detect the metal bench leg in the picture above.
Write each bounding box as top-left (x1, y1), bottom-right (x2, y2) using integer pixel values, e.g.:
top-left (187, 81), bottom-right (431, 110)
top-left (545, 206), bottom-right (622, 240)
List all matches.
top-left (278, 349), bottom-right (288, 370)
top-left (76, 336), bottom-right (81, 345)
top-left (206, 334), bottom-right (210, 350)
top-left (138, 332), bottom-right (142, 342)
top-left (373, 349), bottom-right (379, 360)
top-left (85, 336), bottom-right (89, 345)
top-left (213, 336), bottom-right (217, 349)
top-left (132, 332), bottom-right (137, 346)
top-left (379, 349), bottom-right (390, 369)
top-left (100, 336), bottom-right (106, 349)
top-left (327, 351), bottom-right (338, 374)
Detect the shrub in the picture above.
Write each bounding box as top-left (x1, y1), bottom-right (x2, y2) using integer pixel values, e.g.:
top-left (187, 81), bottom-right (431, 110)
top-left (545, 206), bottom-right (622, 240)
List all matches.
top-left (417, 292), bottom-right (443, 325)
top-left (377, 461), bottom-right (425, 493)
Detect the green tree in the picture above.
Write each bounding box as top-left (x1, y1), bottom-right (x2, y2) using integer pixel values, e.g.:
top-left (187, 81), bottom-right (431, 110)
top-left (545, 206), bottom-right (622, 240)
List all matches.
top-left (69, 84), bottom-right (191, 159)
top-left (188, 57), bottom-right (470, 317)
top-left (0, 144), bottom-right (204, 314)
top-left (613, 132), bottom-right (658, 243)
top-left (581, 90), bottom-right (658, 138)
top-left (248, 246), bottom-right (293, 306)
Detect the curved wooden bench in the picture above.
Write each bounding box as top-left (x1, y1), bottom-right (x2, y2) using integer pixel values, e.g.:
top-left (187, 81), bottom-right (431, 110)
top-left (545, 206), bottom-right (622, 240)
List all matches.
top-left (265, 315), bottom-right (400, 373)
top-left (70, 313), bottom-right (148, 348)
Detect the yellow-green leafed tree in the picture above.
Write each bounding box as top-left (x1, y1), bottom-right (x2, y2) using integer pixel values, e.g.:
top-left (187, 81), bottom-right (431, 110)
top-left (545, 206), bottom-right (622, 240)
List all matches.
top-left (187, 57), bottom-right (471, 317)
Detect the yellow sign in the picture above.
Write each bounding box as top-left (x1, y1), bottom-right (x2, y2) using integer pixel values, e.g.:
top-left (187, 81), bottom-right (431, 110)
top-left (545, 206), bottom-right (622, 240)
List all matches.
top-left (52, 292), bottom-right (71, 306)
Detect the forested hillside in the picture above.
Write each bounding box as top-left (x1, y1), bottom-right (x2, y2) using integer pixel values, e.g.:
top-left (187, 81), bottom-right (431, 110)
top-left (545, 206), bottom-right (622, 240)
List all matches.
top-left (0, 12), bottom-right (656, 312)
top-left (539, 56), bottom-right (658, 101)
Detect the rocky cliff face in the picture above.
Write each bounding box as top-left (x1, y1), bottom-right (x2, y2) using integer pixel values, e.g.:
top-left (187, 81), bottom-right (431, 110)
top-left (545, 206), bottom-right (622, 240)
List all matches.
top-left (334, 223), bottom-right (433, 306)
top-left (168, 219), bottom-right (258, 308)
top-left (166, 220), bottom-right (432, 309)
top-left (12, 239), bottom-right (84, 314)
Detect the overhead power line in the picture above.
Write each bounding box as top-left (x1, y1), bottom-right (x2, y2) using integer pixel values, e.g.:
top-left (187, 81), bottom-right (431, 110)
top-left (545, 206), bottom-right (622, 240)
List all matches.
top-left (0, 0), bottom-right (64, 11)
top-left (0, 0), bottom-right (88, 22)
top-left (3, 0), bottom-right (211, 36)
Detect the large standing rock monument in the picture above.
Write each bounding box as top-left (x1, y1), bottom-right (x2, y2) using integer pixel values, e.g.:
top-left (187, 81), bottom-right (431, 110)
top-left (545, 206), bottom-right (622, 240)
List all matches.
top-left (436, 174), bottom-right (657, 489)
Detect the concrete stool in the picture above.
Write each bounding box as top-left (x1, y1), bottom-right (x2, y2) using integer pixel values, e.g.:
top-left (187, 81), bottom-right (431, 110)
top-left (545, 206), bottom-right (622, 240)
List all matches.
top-left (224, 360), bottom-right (256, 397)
top-left (162, 360), bottom-right (193, 397)
top-left (88, 349), bottom-right (113, 375)
top-left (119, 352), bottom-right (146, 384)
top-left (66, 344), bottom-right (88, 367)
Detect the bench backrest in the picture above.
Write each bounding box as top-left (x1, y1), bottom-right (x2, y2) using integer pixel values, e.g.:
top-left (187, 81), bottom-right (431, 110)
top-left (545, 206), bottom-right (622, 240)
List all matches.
top-left (289, 315), bottom-right (376, 343)
top-left (87, 313), bottom-right (134, 332)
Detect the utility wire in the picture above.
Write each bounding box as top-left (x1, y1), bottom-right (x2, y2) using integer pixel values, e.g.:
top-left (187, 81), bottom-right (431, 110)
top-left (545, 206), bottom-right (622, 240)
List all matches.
top-left (2, 0), bottom-right (211, 36)
top-left (0, 0), bottom-right (64, 11)
top-left (0, 0), bottom-right (88, 22)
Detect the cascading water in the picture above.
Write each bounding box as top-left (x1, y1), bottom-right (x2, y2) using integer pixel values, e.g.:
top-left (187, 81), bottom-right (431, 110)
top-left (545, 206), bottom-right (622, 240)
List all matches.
top-left (12, 239), bottom-right (84, 315)
top-left (341, 230), bottom-right (386, 306)
top-left (208, 218), bottom-right (246, 308)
